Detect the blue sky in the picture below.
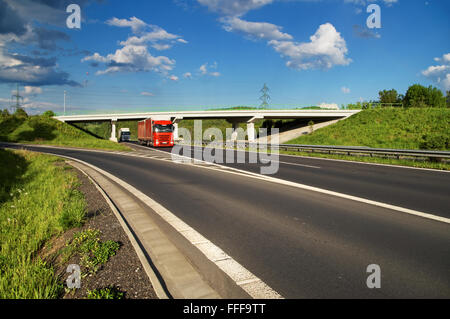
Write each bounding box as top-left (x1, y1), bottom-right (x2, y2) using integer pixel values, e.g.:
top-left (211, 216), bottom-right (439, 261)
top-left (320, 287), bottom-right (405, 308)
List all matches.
top-left (0, 0), bottom-right (449, 114)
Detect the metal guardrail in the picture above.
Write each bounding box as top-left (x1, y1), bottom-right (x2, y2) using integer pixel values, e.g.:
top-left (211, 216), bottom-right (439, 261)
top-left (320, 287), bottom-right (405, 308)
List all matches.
top-left (191, 140), bottom-right (450, 162)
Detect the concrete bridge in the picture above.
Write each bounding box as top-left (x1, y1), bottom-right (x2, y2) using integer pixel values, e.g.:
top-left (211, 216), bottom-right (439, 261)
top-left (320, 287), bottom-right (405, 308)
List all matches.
top-left (54, 109), bottom-right (360, 142)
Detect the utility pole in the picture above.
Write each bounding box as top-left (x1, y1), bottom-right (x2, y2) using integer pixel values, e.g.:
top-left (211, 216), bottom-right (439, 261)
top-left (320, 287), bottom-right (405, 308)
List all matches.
top-left (11, 83), bottom-right (23, 113)
top-left (259, 83), bottom-right (270, 109)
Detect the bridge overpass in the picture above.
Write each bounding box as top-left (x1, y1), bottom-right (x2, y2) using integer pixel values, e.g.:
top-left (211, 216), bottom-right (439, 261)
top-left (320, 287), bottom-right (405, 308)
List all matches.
top-left (54, 109), bottom-right (360, 142)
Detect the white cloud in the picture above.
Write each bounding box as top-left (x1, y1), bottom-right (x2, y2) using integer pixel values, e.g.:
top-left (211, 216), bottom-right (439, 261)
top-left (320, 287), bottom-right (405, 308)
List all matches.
top-left (422, 53), bottom-right (450, 91)
top-left (24, 86), bottom-right (42, 95)
top-left (169, 75), bottom-right (179, 81)
top-left (141, 91), bottom-right (154, 96)
top-left (221, 17), bottom-right (292, 41)
top-left (151, 43), bottom-right (172, 51)
top-left (319, 103), bottom-right (340, 110)
top-left (85, 45), bottom-right (175, 75)
top-left (199, 63), bottom-right (208, 75)
top-left (120, 27), bottom-right (180, 46)
top-left (341, 86), bottom-right (351, 94)
top-left (199, 62), bottom-right (221, 76)
top-left (183, 72), bottom-right (192, 78)
top-left (197, 0), bottom-right (274, 17)
top-left (269, 23), bottom-right (351, 70)
top-left (106, 17), bottom-right (147, 33)
top-left (83, 17), bottom-right (185, 77)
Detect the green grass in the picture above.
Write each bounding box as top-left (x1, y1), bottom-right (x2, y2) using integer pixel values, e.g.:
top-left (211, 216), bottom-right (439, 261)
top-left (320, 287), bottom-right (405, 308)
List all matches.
top-left (0, 113), bottom-right (131, 151)
top-left (286, 108), bottom-right (450, 151)
top-left (0, 149), bottom-right (87, 298)
top-left (61, 229), bottom-right (120, 275)
top-left (87, 286), bottom-right (124, 299)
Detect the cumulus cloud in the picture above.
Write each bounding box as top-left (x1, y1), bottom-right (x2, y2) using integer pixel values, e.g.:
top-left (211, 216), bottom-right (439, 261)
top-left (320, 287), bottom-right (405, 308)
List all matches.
top-left (141, 91), bottom-right (154, 96)
top-left (422, 53), bottom-right (450, 91)
top-left (24, 86), bottom-right (43, 95)
top-left (82, 17), bottom-right (186, 76)
top-left (341, 86), bottom-right (351, 94)
top-left (183, 72), bottom-right (192, 78)
top-left (197, 0), bottom-right (273, 17)
top-left (169, 75), bottom-right (179, 81)
top-left (0, 49), bottom-right (80, 86)
top-left (83, 45), bottom-right (175, 75)
top-left (106, 17), bottom-right (147, 33)
top-left (221, 17), bottom-right (292, 41)
top-left (198, 62), bottom-right (221, 76)
top-left (198, 1), bottom-right (351, 71)
top-left (269, 23), bottom-right (352, 70)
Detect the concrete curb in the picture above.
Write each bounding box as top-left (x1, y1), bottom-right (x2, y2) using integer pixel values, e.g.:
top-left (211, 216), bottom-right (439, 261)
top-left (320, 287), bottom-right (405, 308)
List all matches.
top-left (67, 161), bottom-right (170, 299)
top-left (66, 160), bottom-right (221, 299)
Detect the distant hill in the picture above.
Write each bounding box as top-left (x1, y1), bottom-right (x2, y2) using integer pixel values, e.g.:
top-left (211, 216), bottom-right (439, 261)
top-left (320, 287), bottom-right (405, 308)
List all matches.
top-left (0, 112), bottom-right (130, 151)
top-left (286, 108), bottom-right (450, 150)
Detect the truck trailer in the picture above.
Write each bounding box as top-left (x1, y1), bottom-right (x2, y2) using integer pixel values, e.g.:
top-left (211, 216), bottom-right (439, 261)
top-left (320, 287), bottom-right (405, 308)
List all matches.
top-left (138, 116), bottom-right (174, 147)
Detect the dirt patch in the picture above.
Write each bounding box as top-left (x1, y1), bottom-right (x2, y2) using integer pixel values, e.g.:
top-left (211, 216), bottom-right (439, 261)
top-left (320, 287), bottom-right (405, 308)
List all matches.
top-left (39, 163), bottom-right (157, 299)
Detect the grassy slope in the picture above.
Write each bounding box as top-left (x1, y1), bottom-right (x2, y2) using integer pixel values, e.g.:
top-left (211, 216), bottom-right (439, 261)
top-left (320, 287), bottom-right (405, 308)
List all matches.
top-left (0, 149), bottom-right (86, 298)
top-left (287, 108), bottom-right (450, 150)
top-left (0, 115), bottom-right (131, 151)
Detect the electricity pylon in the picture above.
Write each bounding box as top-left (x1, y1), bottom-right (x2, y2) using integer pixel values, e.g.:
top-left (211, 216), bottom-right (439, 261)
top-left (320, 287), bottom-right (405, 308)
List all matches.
top-left (259, 83), bottom-right (270, 109)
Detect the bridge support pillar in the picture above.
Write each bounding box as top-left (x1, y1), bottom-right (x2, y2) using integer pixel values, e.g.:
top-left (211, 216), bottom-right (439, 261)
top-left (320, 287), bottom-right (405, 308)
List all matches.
top-left (110, 119), bottom-right (118, 142)
top-left (171, 117), bottom-right (183, 141)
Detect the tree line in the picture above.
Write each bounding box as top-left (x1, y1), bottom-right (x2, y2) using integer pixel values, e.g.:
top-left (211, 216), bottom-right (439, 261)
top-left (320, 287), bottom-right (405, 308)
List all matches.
top-left (345, 84), bottom-right (450, 109)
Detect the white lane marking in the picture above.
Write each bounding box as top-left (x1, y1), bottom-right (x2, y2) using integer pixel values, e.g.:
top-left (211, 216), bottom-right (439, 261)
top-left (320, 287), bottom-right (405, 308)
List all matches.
top-left (277, 160), bottom-right (320, 169)
top-left (7, 143), bottom-right (450, 225)
top-left (276, 150), bottom-right (450, 173)
top-left (147, 145), bottom-right (450, 225)
top-left (29, 150), bottom-right (284, 299)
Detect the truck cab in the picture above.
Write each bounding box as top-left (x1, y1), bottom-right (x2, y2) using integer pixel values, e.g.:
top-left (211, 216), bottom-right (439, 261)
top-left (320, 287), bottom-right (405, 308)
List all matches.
top-left (119, 128), bottom-right (131, 142)
top-left (138, 117), bottom-right (175, 147)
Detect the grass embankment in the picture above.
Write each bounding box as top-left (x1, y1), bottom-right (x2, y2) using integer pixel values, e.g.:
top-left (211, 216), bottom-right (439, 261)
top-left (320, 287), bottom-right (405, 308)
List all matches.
top-left (0, 114), bottom-right (131, 151)
top-left (0, 149), bottom-right (121, 299)
top-left (0, 149), bottom-right (86, 298)
top-left (287, 108), bottom-right (450, 151)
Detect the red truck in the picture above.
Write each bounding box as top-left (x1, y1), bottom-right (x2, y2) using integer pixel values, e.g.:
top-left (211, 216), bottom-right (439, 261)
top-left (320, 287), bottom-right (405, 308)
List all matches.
top-left (138, 117), bottom-right (175, 147)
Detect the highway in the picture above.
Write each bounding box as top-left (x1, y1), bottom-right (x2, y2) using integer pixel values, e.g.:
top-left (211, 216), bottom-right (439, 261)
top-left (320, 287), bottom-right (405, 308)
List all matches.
top-left (3, 142), bottom-right (450, 298)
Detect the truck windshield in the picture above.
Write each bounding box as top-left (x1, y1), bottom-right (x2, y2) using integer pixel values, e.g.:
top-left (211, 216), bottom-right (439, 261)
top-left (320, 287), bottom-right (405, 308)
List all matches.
top-left (154, 124), bottom-right (174, 133)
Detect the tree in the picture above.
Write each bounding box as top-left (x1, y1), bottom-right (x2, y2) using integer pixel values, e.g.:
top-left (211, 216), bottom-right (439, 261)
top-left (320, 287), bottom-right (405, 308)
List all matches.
top-left (378, 89), bottom-right (399, 104)
top-left (42, 110), bottom-right (56, 117)
top-left (403, 84), bottom-right (446, 108)
top-left (446, 91), bottom-right (450, 108)
top-left (1, 109), bottom-right (10, 117)
top-left (14, 107), bottom-right (28, 118)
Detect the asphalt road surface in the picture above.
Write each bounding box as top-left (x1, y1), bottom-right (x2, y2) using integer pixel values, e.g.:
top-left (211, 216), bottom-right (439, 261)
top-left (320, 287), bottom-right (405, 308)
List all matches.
top-left (3, 143), bottom-right (450, 298)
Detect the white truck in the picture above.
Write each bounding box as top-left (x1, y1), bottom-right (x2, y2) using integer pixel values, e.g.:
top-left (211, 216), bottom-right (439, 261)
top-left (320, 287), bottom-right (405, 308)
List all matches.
top-left (118, 128), bottom-right (131, 142)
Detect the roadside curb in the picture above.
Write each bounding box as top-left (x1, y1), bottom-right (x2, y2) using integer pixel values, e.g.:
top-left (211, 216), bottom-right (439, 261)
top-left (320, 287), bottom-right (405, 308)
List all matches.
top-left (66, 160), bottom-right (221, 299)
top-left (68, 160), bottom-right (170, 299)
